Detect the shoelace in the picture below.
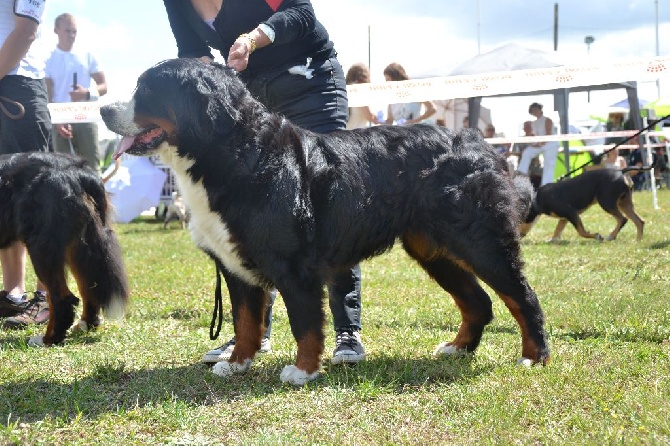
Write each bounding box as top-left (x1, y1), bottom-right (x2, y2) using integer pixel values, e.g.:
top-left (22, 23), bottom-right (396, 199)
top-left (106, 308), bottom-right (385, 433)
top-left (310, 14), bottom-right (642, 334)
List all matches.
top-left (217, 337), bottom-right (236, 351)
top-left (21, 293), bottom-right (48, 317)
top-left (335, 330), bottom-right (357, 348)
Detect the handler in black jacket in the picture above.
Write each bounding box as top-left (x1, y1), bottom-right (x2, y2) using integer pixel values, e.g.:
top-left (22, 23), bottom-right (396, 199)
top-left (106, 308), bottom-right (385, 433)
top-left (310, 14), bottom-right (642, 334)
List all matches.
top-left (163, 0), bottom-right (366, 365)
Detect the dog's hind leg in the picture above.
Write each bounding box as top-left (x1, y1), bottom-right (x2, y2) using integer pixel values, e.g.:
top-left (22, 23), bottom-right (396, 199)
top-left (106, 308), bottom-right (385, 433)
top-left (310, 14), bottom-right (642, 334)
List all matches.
top-left (428, 236), bottom-right (548, 365)
top-left (402, 234), bottom-right (494, 356)
top-left (28, 246), bottom-right (79, 346)
top-left (596, 189), bottom-right (629, 241)
top-left (476, 261), bottom-right (549, 365)
top-left (618, 194), bottom-right (645, 241)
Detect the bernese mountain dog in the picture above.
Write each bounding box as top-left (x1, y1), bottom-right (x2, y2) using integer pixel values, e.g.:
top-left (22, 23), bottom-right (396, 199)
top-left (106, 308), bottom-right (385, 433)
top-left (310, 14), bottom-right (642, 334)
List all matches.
top-left (0, 152), bottom-right (129, 346)
top-left (100, 58), bottom-right (549, 385)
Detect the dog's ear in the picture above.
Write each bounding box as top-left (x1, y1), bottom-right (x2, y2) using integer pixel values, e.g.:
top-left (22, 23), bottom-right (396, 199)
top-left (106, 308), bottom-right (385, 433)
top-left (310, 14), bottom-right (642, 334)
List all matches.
top-left (190, 64), bottom-right (245, 139)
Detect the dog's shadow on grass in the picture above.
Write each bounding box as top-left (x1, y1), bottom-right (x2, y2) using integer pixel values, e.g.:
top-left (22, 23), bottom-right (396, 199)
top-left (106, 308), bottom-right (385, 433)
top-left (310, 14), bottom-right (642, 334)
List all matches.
top-left (0, 344), bottom-right (485, 424)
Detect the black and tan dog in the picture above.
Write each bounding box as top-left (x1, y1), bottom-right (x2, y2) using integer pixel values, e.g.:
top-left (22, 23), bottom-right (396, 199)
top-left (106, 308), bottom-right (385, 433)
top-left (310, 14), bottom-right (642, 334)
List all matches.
top-left (520, 167), bottom-right (645, 242)
top-left (0, 152), bottom-right (129, 346)
top-left (101, 59), bottom-right (549, 385)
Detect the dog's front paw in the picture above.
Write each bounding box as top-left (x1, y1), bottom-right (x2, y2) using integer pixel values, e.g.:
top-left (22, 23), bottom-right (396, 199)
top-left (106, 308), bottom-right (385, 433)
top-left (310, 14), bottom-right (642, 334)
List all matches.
top-left (433, 342), bottom-right (468, 357)
top-left (517, 357), bottom-right (535, 367)
top-left (27, 335), bottom-right (45, 347)
top-left (280, 365), bottom-right (319, 386)
top-left (595, 234), bottom-right (604, 242)
top-left (211, 359), bottom-right (252, 377)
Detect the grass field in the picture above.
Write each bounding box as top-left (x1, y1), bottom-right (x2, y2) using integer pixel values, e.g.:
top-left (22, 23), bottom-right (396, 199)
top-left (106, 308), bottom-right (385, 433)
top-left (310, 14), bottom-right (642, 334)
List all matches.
top-left (1, 189), bottom-right (669, 445)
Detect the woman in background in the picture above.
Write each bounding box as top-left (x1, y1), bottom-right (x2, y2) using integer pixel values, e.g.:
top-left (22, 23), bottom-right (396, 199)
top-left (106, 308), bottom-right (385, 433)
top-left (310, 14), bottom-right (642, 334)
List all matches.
top-left (383, 62), bottom-right (435, 125)
top-left (345, 63), bottom-right (378, 129)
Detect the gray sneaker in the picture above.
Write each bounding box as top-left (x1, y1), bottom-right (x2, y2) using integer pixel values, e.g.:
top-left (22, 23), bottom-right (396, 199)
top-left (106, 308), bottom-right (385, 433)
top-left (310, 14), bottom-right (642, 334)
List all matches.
top-left (201, 336), bottom-right (271, 364)
top-left (331, 328), bottom-right (366, 364)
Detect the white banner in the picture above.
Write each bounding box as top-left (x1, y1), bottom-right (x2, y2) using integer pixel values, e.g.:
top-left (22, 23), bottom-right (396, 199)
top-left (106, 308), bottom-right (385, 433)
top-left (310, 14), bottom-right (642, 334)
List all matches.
top-left (48, 102), bottom-right (102, 124)
top-left (347, 56), bottom-right (670, 107)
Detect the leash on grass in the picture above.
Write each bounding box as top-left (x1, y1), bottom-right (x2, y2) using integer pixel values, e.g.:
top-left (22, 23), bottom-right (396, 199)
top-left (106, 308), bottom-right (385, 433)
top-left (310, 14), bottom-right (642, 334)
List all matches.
top-left (0, 96), bottom-right (25, 119)
top-left (557, 113), bottom-right (670, 182)
top-left (209, 260), bottom-right (224, 340)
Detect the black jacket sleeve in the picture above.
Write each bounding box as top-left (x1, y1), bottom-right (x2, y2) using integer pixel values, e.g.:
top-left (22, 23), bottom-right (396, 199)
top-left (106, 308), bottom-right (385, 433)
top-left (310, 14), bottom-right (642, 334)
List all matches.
top-left (163, 0), bottom-right (215, 59)
top-left (264, 0), bottom-right (317, 46)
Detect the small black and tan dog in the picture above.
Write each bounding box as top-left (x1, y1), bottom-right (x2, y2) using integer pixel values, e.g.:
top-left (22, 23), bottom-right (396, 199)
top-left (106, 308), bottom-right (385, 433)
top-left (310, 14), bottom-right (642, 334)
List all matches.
top-left (0, 152), bottom-right (129, 346)
top-left (520, 167), bottom-right (645, 242)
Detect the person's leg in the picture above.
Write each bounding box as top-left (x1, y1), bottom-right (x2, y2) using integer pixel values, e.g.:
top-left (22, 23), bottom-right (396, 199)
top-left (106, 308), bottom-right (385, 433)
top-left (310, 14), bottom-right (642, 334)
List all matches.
top-left (517, 147), bottom-right (541, 175)
top-left (1, 242), bottom-right (27, 295)
top-left (540, 144), bottom-right (559, 186)
top-left (52, 130), bottom-right (72, 155)
top-left (71, 122), bottom-right (101, 172)
top-left (328, 265), bottom-right (362, 331)
top-left (0, 77), bottom-right (50, 326)
top-left (328, 264), bottom-right (365, 364)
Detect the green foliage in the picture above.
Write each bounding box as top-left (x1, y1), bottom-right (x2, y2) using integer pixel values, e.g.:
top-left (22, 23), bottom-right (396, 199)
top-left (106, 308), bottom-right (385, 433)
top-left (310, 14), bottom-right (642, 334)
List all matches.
top-left (1, 190), bottom-right (669, 445)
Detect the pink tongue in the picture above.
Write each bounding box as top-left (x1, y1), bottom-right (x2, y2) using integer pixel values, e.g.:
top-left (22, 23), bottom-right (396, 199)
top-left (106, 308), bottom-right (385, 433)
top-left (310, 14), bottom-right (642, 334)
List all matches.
top-left (113, 136), bottom-right (136, 159)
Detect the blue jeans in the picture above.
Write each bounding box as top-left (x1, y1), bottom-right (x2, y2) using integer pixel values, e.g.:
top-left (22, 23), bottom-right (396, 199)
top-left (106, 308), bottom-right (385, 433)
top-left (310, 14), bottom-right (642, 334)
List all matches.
top-left (243, 57), bottom-right (362, 334)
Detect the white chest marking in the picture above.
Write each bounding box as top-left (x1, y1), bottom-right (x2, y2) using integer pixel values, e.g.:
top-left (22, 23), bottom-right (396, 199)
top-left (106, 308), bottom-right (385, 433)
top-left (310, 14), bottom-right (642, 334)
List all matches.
top-left (159, 144), bottom-right (261, 286)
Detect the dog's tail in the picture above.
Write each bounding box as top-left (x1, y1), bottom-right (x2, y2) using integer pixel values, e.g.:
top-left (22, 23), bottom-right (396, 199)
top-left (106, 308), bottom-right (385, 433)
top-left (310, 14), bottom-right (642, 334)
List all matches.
top-left (512, 174), bottom-right (534, 222)
top-left (70, 173), bottom-right (129, 323)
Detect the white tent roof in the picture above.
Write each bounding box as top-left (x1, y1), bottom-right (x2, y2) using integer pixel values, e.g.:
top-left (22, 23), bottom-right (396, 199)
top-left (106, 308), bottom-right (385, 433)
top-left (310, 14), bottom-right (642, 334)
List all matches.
top-left (449, 43), bottom-right (563, 76)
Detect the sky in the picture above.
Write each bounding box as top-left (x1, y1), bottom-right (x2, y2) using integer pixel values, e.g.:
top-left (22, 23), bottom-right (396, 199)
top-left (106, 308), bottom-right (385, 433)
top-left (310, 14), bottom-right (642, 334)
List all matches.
top-left (41, 0), bottom-right (670, 138)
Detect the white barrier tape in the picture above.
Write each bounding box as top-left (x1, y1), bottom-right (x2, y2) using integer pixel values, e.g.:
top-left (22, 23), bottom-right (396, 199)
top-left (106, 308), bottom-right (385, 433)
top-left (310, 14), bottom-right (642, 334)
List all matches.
top-left (347, 55), bottom-right (670, 107)
top-left (485, 130), bottom-right (668, 145)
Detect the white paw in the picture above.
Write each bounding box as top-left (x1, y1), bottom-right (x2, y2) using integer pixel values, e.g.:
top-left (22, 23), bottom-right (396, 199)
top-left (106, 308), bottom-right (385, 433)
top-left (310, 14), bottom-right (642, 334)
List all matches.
top-left (516, 357), bottom-right (534, 367)
top-left (280, 365), bottom-right (319, 386)
top-left (70, 320), bottom-right (88, 333)
top-left (433, 342), bottom-right (467, 357)
top-left (27, 335), bottom-right (45, 347)
top-left (211, 359), bottom-right (252, 377)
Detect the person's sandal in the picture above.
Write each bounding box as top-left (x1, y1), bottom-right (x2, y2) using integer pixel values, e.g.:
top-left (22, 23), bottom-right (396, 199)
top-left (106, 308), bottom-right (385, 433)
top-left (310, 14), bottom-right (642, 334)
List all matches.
top-left (3, 291), bottom-right (49, 329)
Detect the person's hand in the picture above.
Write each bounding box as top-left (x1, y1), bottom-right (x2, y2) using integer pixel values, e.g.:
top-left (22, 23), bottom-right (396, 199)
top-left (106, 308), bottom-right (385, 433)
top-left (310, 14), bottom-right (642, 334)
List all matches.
top-left (56, 123), bottom-right (72, 139)
top-left (68, 85), bottom-right (90, 102)
top-left (227, 36), bottom-right (253, 72)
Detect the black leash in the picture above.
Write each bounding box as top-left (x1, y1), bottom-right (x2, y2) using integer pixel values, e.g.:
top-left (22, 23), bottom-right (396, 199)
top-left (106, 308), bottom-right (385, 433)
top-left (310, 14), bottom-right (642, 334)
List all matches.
top-left (209, 260), bottom-right (224, 341)
top-left (557, 113), bottom-right (670, 181)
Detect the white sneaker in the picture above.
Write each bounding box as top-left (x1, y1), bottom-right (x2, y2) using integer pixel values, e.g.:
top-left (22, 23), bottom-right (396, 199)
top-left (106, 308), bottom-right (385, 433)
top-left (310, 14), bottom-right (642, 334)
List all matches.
top-left (201, 336), bottom-right (271, 364)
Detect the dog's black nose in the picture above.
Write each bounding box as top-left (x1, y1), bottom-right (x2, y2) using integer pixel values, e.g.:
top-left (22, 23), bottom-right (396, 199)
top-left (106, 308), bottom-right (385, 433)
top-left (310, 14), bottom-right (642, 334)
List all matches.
top-left (99, 104), bottom-right (113, 121)
top-left (99, 102), bottom-right (130, 123)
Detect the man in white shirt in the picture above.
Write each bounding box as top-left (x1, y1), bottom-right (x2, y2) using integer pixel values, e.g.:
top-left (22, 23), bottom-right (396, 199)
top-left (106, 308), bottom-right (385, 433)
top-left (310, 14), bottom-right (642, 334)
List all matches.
top-left (45, 13), bottom-right (107, 171)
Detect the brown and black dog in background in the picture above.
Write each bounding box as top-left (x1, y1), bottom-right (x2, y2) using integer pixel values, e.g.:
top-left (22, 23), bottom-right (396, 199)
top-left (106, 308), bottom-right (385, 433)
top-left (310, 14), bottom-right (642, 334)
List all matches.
top-left (520, 167), bottom-right (646, 242)
top-left (0, 152), bottom-right (129, 346)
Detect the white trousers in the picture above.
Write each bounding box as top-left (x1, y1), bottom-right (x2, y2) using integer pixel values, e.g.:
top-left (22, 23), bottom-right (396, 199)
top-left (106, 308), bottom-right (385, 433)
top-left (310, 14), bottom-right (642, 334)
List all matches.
top-left (517, 143), bottom-right (559, 186)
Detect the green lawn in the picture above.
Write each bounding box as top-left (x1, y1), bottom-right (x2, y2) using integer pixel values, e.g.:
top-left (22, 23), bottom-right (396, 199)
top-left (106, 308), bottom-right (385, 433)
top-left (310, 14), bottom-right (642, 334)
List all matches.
top-left (1, 189), bottom-right (669, 445)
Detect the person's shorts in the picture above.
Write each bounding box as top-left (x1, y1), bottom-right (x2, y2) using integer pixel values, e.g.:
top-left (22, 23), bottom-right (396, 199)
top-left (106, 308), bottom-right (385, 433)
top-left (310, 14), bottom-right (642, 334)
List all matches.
top-left (0, 75), bottom-right (51, 154)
